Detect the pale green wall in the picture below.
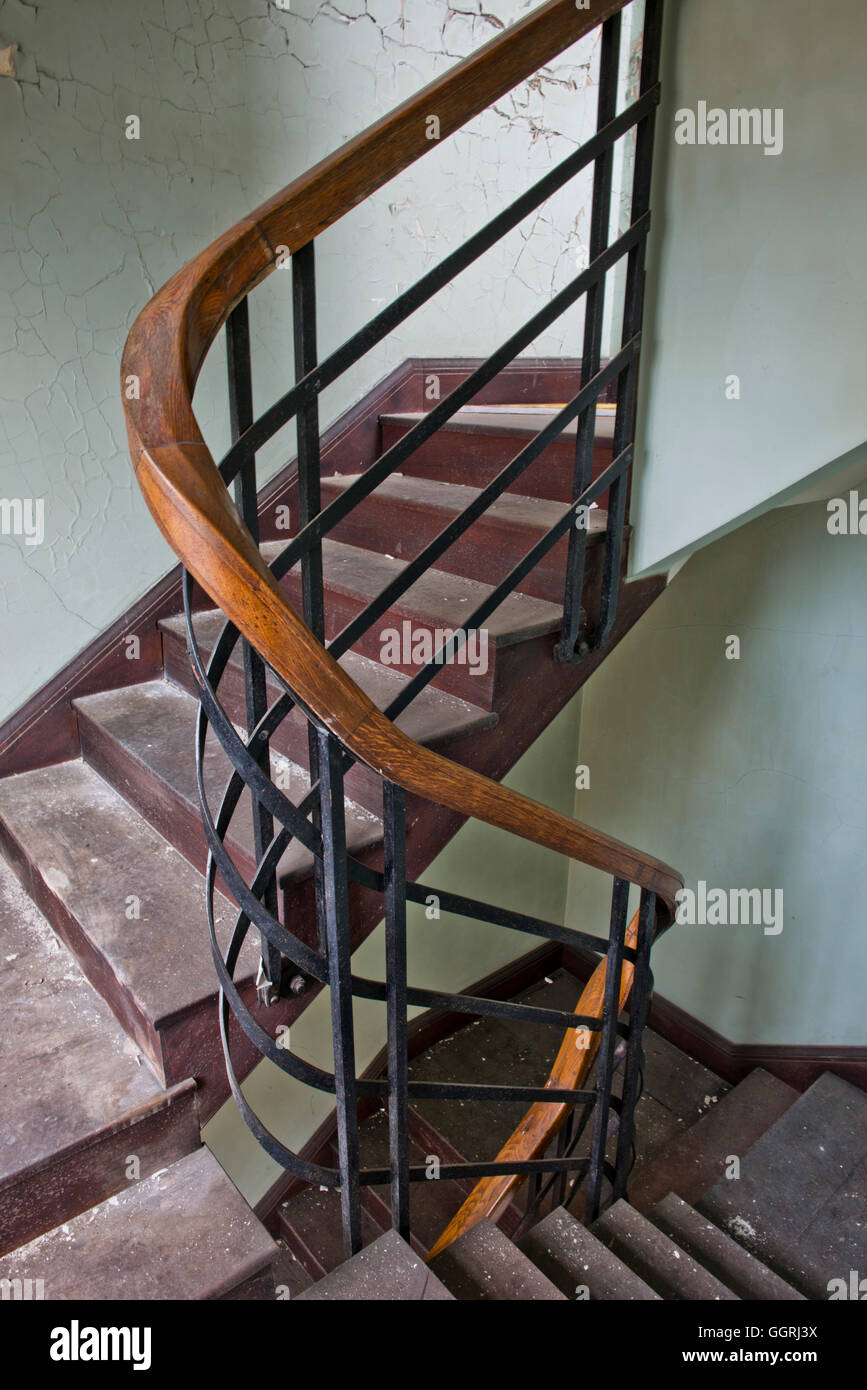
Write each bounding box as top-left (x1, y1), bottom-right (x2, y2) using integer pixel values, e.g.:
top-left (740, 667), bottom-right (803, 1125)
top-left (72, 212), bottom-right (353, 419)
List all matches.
top-left (630, 0), bottom-right (867, 574)
top-left (1, 0), bottom-right (616, 724)
top-left (567, 501), bottom-right (867, 1048)
top-left (206, 696), bottom-right (581, 1204)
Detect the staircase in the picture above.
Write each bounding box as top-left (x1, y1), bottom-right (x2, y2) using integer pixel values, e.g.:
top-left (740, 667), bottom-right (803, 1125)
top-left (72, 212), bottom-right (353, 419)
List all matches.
top-left (2, 936), bottom-right (864, 1299)
top-left (0, 397), bottom-right (661, 1272)
top-left (2, 0), bottom-right (863, 1303)
top-left (264, 977), bottom-right (865, 1301)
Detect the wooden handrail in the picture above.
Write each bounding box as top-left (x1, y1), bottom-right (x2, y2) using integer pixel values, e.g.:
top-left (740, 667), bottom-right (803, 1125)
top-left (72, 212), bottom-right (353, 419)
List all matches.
top-left (122, 0), bottom-right (682, 919)
top-left (427, 909), bottom-right (642, 1259)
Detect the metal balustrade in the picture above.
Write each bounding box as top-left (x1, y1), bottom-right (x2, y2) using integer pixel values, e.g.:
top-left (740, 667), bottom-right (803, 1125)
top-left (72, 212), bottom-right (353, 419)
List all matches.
top-left (125, 0), bottom-right (674, 1259)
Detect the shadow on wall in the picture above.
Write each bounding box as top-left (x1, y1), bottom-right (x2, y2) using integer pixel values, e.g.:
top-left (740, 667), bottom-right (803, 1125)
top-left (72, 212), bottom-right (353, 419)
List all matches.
top-left (567, 498), bottom-right (867, 1050)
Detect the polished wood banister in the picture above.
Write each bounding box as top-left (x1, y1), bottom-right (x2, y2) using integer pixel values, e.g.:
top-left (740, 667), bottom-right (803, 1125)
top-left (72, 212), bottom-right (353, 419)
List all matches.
top-left (131, 429), bottom-right (681, 918)
top-left (427, 908), bottom-right (643, 1259)
top-left (123, 0), bottom-right (682, 920)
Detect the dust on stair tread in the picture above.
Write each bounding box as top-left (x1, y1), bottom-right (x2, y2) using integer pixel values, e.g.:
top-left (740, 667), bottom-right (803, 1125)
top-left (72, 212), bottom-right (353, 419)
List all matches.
top-left (0, 759), bottom-right (250, 1026)
top-left (161, 607), bottom-right (498, 744)
top-left (0, 853), bottom-right (170, 1188)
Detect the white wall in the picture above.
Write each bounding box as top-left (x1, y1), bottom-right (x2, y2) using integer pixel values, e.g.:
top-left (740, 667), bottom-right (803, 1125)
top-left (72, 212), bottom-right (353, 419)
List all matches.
top-left (630, 0), bottom-right (867, 575)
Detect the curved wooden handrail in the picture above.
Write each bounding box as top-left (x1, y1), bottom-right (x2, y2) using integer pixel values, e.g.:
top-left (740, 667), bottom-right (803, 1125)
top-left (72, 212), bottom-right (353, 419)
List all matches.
top-left (122, 0), bottom-right (682, 920)
top-left (427, 909), bottom-right (641, 1259)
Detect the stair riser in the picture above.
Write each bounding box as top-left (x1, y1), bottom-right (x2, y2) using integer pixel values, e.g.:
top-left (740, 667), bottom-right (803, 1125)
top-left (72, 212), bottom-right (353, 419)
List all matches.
top-left (320, 481), bottom-right (570, 606)
top-left (161, 629), bottom-right (386, 814)
top-left (77, 705), bottom-right (261, 888)
top-left (380, 420), bottom-right (614, 508)
top-left (0, 1085), bottom-right (200, 1258)
top-left (0, 810), bottom-right (307, 1115)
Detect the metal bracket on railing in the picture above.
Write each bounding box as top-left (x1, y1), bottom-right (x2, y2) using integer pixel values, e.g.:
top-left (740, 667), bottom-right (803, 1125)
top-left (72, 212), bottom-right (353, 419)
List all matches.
top-left (255, 957), bottom-right (281, 1008)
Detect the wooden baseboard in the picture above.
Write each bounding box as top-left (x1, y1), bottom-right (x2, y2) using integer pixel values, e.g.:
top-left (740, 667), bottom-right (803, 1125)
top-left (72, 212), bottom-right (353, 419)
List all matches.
top-left (561, 944), bottom-right (867, 1096)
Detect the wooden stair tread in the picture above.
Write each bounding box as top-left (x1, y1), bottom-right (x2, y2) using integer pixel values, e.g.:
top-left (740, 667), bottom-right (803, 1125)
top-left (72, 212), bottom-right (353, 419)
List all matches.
top-left (160, 608), bottom-right (497, 743)
top-left (323, 470), bottom-right (604, 537)
top-left (381, 405), bottom-right (615, 441)
top-left (0, 1146), bottom-right (276, 1301)
top-left (73, 679), bottom-right (382, 885)
top-left (0, 759), bottom-right (249, 1074)
top-left (258, 536), bottom-right (563, 644)
top-left (0, 853), bottom-right (199, 1254)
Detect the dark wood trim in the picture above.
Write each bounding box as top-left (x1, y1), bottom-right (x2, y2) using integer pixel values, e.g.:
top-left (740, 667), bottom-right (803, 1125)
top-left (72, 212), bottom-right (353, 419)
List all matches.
top-left (562, 943), bottom-right (867, 1097)
top-left (0, 570), bottom-right (183, 779)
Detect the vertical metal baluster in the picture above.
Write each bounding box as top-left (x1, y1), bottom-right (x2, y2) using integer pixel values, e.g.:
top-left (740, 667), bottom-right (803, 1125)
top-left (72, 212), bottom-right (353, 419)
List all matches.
top-left (225, 296), bottom-right (281, 1004)
top-left (585, 876), bottom-right (629, 1225)
top-left (557, 12), bottom-right (622, 662)
top-left (552, 1116), bottom-right (571, 1210)
top-left (292, 242), bottom-right (329, 958)
top-left (612, 889), bottom-right (656, 1201)
top-left (527, 1170), bottom-right (541, 1219)
top-left (597, 0), bottom-right (664, 645)
top-left (317, 727), bottom-right (363, 1256)
top-left (383, 780), bottom-right (410, 1241)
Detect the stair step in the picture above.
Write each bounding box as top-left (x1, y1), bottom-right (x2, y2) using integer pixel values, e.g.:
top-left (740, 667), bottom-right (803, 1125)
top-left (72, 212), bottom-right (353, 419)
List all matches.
top-left (0, 759), bottom-right (257, 1092)
top-left (591, 1200), bottom-right (737, 1300)
top-left (257, 536), bottom-right (564, 707)
top-left (294, 1229), bottom-right (454, 1301)
top-left (380, 405), bottom-right (615, 505)
top-left (0, 1146), bottom-right (276, 1301)
top-left (74, 679), bottom-right (383, 884)
top-left (277, 1184), bottom-right (385, 1279)
top-left (650, 1193), bottom-right (805, 1301)
top-left (0, 854), bottom-right (200, 1257)
top-left (518, 1206), bottom-right (661, 1300)
top-left (320, 473), bottom-right (605, 605)
top-left (628, 1068), bottom-right (799, 1214)
top-left (428, 1218), bottom-right (566, 1299)
top-left (160, 607), bottom-right (496, 813)
top-left (698, 1071), bottom-right (867, 1299)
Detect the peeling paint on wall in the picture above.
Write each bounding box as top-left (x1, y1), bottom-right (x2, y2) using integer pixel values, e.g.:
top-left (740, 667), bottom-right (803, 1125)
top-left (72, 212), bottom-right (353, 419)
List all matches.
top-left (0, 0), bottom-right (637, 722)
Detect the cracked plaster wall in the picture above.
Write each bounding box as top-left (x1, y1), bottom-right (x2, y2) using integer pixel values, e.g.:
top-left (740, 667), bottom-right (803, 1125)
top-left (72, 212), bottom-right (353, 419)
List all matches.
top-left (1, 0), bottom-right (642, 721)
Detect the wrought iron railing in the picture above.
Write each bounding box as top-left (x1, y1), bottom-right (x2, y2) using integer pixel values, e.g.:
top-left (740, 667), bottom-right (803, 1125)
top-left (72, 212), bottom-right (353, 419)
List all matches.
top-left (123, 0), bottom-right (679, 1260)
